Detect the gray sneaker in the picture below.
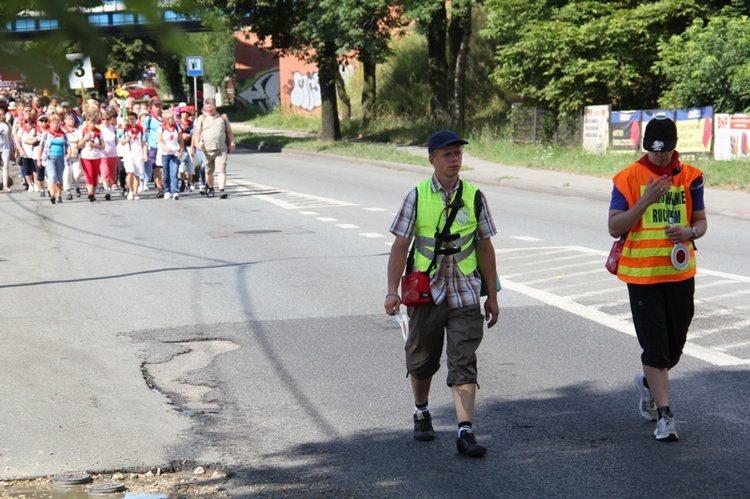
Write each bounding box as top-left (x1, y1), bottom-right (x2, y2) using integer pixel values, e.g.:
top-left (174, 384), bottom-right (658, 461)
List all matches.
top-left (654, 413), bottom-right (679, 441)
top-left (635, 372), bottom-right (657, 421)
top-left (413, 411), bottom-right (435, 441)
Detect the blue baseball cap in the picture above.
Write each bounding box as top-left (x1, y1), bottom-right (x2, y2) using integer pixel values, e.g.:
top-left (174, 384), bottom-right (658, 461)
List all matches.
top-left (427, 130), bottom-right (469, 153)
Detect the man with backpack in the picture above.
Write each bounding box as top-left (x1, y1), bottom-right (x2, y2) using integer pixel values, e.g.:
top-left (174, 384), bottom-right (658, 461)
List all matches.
top-left (194, 98), bottom-right (235, 199)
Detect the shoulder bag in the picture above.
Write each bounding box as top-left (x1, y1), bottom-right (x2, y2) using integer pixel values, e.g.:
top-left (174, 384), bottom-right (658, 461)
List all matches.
top-left (401, 181), bottom-right (464, 306)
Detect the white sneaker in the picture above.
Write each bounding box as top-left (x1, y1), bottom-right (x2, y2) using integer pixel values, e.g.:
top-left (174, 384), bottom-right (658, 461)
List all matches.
top-left (173, 193), bottom-right (179, 200)
top-left (654, 413), bottom-right (679, 441)
top-left (138, 184), bottom-right (144, 193)
top-left (127, 192), bottom-right (134, 201)
top-left (134, 195), bottom-right (140, 200)
top-left (635, 372), bottom-right (657, 421)
top-left (164, 192), bottom-right (171, 199)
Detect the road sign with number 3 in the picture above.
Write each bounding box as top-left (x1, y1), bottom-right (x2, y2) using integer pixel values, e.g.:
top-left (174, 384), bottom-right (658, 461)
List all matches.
top-left (66, 53), bottom-right (94, 89)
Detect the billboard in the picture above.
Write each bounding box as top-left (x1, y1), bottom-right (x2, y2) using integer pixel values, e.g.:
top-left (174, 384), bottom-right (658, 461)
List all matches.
top-left (714, 113), bottom-right (750, 160)
top-left (582, 105), bottom-right (610, 154)
top-left (610, 110), bottom-right (642, 152)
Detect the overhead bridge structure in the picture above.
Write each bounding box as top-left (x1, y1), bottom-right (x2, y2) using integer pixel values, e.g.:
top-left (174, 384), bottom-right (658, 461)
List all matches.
top-left (2, 0), bottom-right (208, 41)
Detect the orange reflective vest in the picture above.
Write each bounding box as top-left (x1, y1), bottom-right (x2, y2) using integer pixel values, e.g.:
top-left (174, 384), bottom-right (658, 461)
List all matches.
top-left (613, 161), bottom-right (703, 284)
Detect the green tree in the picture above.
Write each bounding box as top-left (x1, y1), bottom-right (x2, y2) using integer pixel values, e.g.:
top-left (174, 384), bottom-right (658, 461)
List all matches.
top-left (1, 0), bottom-right (187, 94)
top-left (186, 10), bottom-right (236, 99)
top-left (403, 0), bottom-right (479, 127)
top-left (337, 1), bottom-right (405, 125)
top-left (484, 0), bottom-right (715, 115)
top-left (204, 0), bottom-right (343, 140)
top-left (655, 10), bottom-right (750, 113)
top-left (404, 0), bottom-right (450, 125)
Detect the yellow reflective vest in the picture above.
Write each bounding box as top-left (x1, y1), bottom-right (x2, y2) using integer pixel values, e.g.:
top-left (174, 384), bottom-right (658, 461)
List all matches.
top-left (613, 161), bottom-right (703, 284)
top-left (414, 179), bottom-right (479, 275)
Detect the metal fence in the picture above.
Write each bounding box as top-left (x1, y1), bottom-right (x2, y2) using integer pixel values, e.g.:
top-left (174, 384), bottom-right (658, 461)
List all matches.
top-left (509, 104), bottom-right (582, 147)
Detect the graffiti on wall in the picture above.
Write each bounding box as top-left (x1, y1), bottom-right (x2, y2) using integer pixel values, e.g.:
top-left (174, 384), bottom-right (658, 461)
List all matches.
top-left (289, 71), bottom-right (321, 111)
top-left (238, 69), bottom-right (280, 114)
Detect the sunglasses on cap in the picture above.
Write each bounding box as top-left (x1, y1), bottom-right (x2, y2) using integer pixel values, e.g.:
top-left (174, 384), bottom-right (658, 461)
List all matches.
top-left (38, 118), bottom-right (48, 122)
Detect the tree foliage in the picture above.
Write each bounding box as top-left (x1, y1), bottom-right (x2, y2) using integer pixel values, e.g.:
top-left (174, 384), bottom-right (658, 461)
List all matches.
top-left (1, 0), bottom-right (191, 94)
top-left (483, 0), bottom-right (733, 114)
top-left (655, 10), bottom-right (750, 113)
top-left (205, 0), bottom-right (404, 140)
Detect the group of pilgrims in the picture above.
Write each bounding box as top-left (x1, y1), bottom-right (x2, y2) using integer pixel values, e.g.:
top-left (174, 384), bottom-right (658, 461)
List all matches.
top-left (0, 93), bottom-right (224, 203)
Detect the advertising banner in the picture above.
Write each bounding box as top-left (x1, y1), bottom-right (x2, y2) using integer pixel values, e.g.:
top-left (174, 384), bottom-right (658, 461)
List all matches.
top-left (582, 105), bottom-right (610, 154)
top-left (610, 110), bottom-right (642, 153)
top-left (714, 113), bottom-right (750, 160)
top-left (640, 108), bottom-right (712, 159)
top-left (675, 107), bottom-right (713, 159)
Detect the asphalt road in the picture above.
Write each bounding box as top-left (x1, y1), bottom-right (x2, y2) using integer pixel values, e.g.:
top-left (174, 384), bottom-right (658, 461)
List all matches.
top-left (1, 147), bottom-right (749, 498)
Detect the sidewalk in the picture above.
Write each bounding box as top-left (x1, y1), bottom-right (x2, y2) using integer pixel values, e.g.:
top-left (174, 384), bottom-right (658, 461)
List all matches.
top-left (233, 124), bottom-right (750, 221)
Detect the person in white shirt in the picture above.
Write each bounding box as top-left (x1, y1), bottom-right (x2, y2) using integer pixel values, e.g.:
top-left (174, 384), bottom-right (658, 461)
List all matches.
top-left (99, 109), bottom-right (120, 200)
top-left (156, 110), bottom-right (184, 200)
top-left (61, 112), bottom-right (83, 199)
top-left (119, 112), bottom-right (148, 200)
top-left (0, 107), bottom-right (12, 192)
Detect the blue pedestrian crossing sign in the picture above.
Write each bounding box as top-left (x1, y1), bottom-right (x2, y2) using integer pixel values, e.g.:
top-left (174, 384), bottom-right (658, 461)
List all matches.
top-left (186, 56), bottom-right (204, 77)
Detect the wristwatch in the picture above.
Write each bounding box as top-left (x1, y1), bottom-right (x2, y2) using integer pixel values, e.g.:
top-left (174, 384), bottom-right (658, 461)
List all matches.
top-left (691, 226), bottom-right (698, 240)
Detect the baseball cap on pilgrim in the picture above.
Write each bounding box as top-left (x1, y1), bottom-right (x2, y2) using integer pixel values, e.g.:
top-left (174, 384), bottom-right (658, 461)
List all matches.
top-left (427, 130), bottom-right (469, 154)
top-left (643, 115), bottom-right (677, 152)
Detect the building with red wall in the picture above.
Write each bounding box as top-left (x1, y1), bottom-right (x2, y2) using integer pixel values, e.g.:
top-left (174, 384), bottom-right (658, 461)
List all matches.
top-left (234, 31), bottom-right (323, 115)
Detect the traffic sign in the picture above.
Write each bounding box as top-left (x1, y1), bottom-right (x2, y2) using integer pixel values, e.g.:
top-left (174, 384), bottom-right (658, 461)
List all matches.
top-left (186, 56), bottom-right (204, 77)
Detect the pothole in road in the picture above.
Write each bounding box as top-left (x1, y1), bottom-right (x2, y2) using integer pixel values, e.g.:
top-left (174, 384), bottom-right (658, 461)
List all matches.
top-left (142, 340), bottom-right (240, 414)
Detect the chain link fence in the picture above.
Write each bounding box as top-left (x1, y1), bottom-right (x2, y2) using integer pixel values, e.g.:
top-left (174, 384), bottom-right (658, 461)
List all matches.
top-left (509, 104), bottom-right (582, 146)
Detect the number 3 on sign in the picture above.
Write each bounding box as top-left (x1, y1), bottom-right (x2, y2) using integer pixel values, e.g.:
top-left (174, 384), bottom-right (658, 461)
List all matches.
top-left (66, 53), bottom-right (94, 89)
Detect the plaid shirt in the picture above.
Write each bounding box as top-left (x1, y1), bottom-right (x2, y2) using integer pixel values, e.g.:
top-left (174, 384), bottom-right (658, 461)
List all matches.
top-left (390, 174), bottom-right (497, 308)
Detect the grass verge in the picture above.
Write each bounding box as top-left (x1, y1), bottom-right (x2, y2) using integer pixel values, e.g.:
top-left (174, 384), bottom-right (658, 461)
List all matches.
top-left (230, 110), bottom-right (750, 191)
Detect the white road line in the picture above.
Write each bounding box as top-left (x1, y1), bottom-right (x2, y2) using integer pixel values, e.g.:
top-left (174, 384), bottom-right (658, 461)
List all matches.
top-left (230, 179), bottom-right (357, 209)
top-left (526, 268), bottom-right (603, 285)
top-left (360, 233), bottom-right (386, 238)
top-left (690, 318), bottom-right (750, 339)
top-left (695, 279), bottom-right (746, 290)
top-left (363, 207), bottom-right (387, 212)
top-left (316, 217), bottom-right (338, 222)
top-left (716, 341), bottom-right (750, 352)
top-left (511, 236), bottom-right (543, 242)
top-left (336, 224), bottom-right (360, 229)
top-left (299, 211), bottom-right (319, 215)
top-left (700, 268), bottom-right (750, 284)
top-left (693, 308), bottom-right (733, 318)
top-left (565, 287), bottom-right (622, 300)
top-left (502, 278), bottom-right (750, 366)
top-left (701, 289), bottom-right (750, 301)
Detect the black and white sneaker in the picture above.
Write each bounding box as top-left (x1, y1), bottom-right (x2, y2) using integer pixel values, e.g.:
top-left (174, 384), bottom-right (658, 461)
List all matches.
top-left (457, 429), bottom-right (487, 457)
top-left (413, 411), bottom-right (435, 441)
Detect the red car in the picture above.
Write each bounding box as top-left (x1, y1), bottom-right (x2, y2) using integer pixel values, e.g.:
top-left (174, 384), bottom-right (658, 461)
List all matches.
top-left (122, 82), bottom-right (158, 100)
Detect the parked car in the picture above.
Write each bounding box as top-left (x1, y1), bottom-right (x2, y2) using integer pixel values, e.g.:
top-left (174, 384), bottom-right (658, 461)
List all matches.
top-left (121, 82), bottom-right (158, 100)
